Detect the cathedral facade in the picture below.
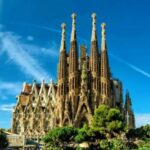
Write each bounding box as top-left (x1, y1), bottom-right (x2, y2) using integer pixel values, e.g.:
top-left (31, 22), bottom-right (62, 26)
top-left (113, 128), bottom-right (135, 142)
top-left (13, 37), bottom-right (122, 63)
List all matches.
top-left (12, 13), bottom-right (135, 140)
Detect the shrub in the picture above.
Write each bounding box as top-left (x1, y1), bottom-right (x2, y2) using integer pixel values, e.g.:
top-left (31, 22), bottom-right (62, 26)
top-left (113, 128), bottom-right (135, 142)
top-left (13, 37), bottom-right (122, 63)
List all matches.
top-left (43, 126), bottom-right (77, 148)
top-left (107, 120), bottom-right (124, 133)
top-left (110, 139), bottom-right (125, 150)
top-left (75, 125), bottom-right (90, 143)
top-left (99, 139), bottom-right (110, 150)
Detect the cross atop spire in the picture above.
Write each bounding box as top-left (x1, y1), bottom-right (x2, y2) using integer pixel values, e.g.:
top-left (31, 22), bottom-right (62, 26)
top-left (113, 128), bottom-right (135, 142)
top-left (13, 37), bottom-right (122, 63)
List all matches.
top-left (60, 23), bottom-right (66, 52)
top-left (91, 13), bottom-right (97, 41)
top-left (101, 22), bottom-right (106, 51)
top-left (71, 13), bottom-right (77, 42)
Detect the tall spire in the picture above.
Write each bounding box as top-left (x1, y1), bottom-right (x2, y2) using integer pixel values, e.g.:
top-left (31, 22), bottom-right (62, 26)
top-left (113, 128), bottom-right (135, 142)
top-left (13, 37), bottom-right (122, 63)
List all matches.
top-left (100, 22), bottom-right (110, 105)
top-left (90, 13), bottom-right (99, 108)
top-left (60, 23), bottom-right (66, 52)
top-left (71, 13), bottom-right (76, 42)
top-left (90, 13), bottom-right (99, 72)
top-left (101, 22), bottom-right (106, 51)
top-left (69, 13), bottom-right (79, 119)
top-left (91, 13), bottom-right (97, 41)
top-left (69, 12), bottom-right (78, 74)
top-left (58, 23), bottom-right (67, 80)
top-left (57, 23), bottom-right (68, 126)
top-left (125, 91), bottom-right (132, 111)
top-left (124, 91), bottom-right (135, 129)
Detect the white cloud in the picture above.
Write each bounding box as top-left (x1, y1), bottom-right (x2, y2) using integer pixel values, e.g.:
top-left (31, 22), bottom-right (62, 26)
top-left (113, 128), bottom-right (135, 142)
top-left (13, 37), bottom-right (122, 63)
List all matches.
top-left (21, 41), bottom-right (59, 57)
top-left (0, 82), bottom-right (20, 90)
top-left (0, 81), bottom-right (22, 100)
top-left (41, 41), bottom-right (58, 57)
top-left (110, 53), bottom-right (150, 78)
top-left (0, 31), bottom-right (50, 81)
top-left (0, 81), bottom-right (21, 92)
top-left (0, 103), bottom-right (15, 111)
top-left (135, 113), bottom-right (150, 127)
top-left (126, 63), bottom-right (150, 78)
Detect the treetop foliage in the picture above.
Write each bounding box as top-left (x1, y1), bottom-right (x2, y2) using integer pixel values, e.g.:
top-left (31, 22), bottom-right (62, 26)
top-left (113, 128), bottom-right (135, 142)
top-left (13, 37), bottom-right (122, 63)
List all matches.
top-left (92, 105), bottom-right (125, 133)
top-left (42, 105), bottom-right (150, 149)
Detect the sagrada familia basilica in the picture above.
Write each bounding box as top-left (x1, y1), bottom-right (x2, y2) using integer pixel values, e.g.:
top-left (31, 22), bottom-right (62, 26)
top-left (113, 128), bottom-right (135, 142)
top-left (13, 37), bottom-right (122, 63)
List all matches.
top-left (11, 13), bottom-right (135, 140)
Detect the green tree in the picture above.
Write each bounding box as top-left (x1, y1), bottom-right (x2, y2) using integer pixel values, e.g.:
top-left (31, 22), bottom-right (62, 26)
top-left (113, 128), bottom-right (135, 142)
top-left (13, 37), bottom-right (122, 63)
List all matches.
top-left (110, 139), bottom-right (125, 150)
top-left (92, 105), bottom-right (109, 132)
top-left (126, 124), bottom-right (150, 140)
top-left (75, 124), bottom-right (91, 143)
top-left (43, 126), bottom-right (77, 149)
top-left (143, 124), bottom-right (150, 138)
top-left (99, 139), bottom-right (110, 150)
top-left (0, 129), bottom-right (9, 150)
top-left (92, 105), bottom-right (125, 134)
top-left (43, 105), bottom-right (127, 149)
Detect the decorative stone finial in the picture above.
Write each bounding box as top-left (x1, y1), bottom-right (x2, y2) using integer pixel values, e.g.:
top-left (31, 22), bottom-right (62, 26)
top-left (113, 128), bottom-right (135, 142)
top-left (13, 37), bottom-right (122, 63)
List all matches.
top-left (71, 13), bottom-right (77, 42)
top-left (22, 82), bottom-right (26, 92)
top-left (72, 13), bottom-right (76, 22)
top-left (101, 22), bottom-right (106, 51)
top-left (91, 13), bottom-right (97, 41)
top-left (101, 22), bottom-right (106, 28)
top-left (101, 22), bottom-right (106, 38)
top-left (60, 23), bottom-right (66, 51)
top-left (92, 13), bottom-right (96, 19)
top-left (61, 23), bottom-right (66, 30)
top-left (92, 13), bottom-right (96, 29)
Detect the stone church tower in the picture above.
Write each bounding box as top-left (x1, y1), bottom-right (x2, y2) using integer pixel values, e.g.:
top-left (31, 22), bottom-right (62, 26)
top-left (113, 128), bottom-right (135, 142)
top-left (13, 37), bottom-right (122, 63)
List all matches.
top-left (124, 91), bottom-right (135, 129)
top-left (12, 13), bottom-right (135, 140)
top-left (56, 23), bottom-right (68, 126)
top-left (68, 13), bottom-right (79, 122)
top-left (100, 23), bottom-right (111, 106)
top-left (90, 13), bottom-right (100, 109)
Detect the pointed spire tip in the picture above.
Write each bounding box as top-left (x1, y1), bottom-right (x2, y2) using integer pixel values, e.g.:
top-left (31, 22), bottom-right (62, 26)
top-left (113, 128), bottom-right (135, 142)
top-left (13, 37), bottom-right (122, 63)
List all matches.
top-left (61, 23), bottom-right (66, 29)
top-left (71, 13), bottom-right (77, 42)
top-left (60, 22), bottom-right (66, 51)
top-left (91, 13), bottom-right (97, 41)
top-left (101, 23), bottom-right (106, 51)
top-left (71, 13), bottom-right (76, 19)
top-left (101, 22), bottom-right (106, 28)
top-left (92, 13), bottom-right (96, 18)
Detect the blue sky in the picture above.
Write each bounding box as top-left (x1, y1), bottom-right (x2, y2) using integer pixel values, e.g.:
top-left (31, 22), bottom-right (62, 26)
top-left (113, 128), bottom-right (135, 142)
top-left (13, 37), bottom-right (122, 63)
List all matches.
top-left (0, 0), bottom-right (150, 128)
